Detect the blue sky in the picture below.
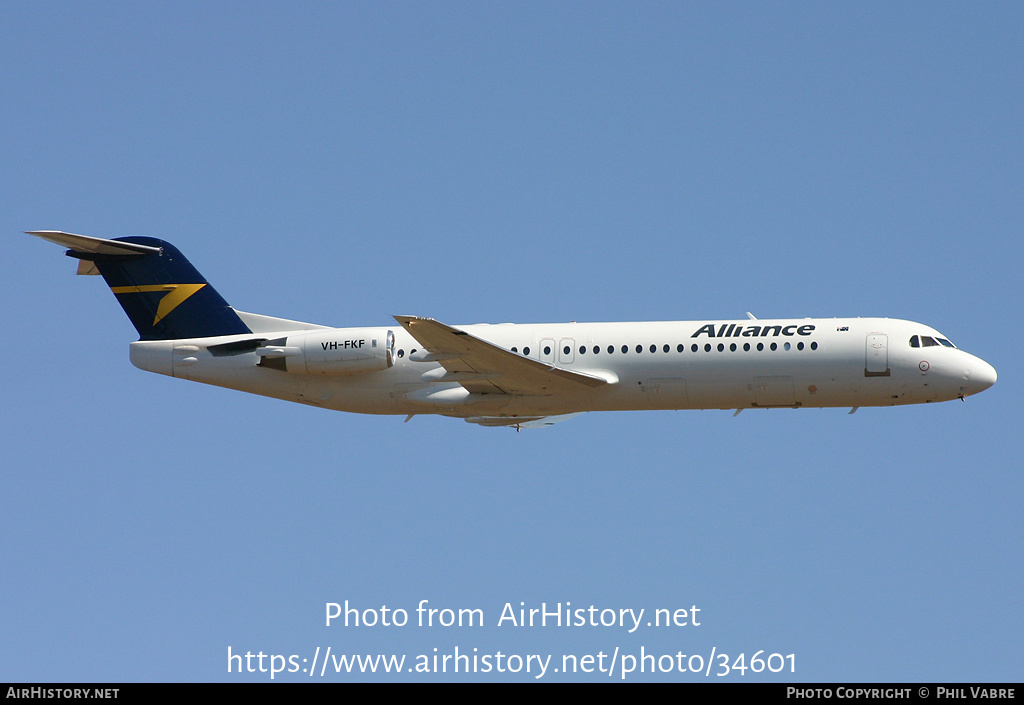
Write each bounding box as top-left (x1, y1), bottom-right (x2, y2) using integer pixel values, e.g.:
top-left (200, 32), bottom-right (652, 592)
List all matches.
top-left (2, 2), bottom-right (1021, 682)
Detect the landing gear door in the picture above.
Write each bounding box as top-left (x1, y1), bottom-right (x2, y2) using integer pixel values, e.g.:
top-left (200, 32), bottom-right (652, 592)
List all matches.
top-left (865, 334), bottom-right (890, 377)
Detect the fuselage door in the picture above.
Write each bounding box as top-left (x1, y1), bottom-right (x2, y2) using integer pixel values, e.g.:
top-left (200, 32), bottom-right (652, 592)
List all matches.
top-left (539, 338), bottom-right (555, 364)
top-left (865, 334), bottom-right (890, 377)
top-left (753, 376), bottom-right (796, 407)
top-left (558, 338), bottom-right (575, 365)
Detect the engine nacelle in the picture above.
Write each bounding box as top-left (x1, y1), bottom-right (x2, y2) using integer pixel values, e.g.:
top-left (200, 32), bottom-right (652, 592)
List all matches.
top-left (258, 328), bottom-right (395, 375)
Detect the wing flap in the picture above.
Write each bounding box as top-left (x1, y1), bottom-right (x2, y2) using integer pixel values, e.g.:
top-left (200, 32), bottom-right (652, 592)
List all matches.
top-left (395, 316), bottom-right (607, 396)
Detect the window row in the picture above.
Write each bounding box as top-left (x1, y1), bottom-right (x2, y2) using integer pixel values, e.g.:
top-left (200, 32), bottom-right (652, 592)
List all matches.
top-left (395, 340), bottom-right (821, 360)
top-left (510, 341), bottom-right (819, 356)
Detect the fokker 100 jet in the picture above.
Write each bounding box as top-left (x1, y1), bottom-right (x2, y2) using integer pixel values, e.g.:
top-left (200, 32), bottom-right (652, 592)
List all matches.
top-left (29, 231), bottom-right (997, 429)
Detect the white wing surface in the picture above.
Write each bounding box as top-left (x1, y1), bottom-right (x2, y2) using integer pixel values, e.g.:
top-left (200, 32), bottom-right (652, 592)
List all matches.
top-left (394, 316), bottom-right (608, 396)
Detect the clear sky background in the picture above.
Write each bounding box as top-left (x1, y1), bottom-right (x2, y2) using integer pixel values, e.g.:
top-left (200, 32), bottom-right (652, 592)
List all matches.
top-left (2, 2), bottom-right (1020, 682)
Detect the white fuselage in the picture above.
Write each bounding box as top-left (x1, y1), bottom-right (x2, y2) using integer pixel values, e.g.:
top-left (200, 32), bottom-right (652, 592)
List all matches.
top-left (127, 316), bottom-right (997, 421)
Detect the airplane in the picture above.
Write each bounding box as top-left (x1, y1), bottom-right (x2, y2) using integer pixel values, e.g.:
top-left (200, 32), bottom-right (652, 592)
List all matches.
top-left (28, 230), bottom-right (997, 429)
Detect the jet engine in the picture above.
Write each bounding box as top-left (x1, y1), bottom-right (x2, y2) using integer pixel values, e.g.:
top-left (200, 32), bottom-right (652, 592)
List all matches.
top-left (257, 328), bottom-right (395, 375)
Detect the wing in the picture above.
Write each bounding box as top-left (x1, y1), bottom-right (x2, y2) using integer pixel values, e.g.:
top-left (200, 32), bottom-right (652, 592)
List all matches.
top-left (394, 316), bottom-right (608, 396)
top-left (463, 413), bottom-right (583, 428)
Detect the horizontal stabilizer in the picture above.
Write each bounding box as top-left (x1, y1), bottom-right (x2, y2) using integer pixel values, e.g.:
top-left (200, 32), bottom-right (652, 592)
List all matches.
top-left (26, 231), bottom-right (162, 256)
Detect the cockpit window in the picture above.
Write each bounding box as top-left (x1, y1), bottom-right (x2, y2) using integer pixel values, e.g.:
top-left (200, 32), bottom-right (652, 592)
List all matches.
top-left (913, 333), bottom-right (957, 349)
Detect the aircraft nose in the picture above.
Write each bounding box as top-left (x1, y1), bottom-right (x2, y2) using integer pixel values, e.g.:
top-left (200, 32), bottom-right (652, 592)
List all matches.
top-left (964, 358), bottom-right (997, 396)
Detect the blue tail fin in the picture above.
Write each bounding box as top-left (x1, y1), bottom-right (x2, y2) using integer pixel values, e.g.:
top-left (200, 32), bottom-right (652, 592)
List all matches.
top-left (30, 231), bottom-right (252, 341)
